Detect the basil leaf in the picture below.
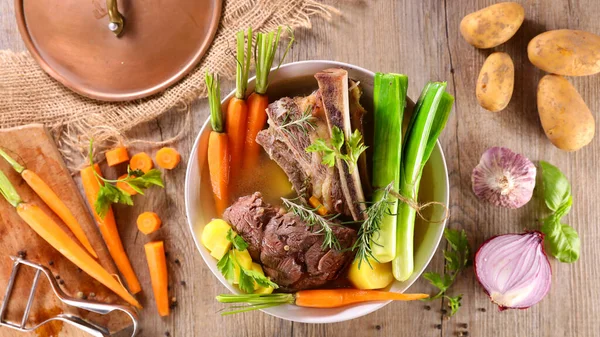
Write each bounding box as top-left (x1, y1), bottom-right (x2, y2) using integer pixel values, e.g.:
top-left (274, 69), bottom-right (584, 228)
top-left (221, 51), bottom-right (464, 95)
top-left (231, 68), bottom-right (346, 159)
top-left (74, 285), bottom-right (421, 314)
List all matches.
top-left (539, 161), bottom-right (572, 213)
top-left (541, 217), bottom-right (580, 263)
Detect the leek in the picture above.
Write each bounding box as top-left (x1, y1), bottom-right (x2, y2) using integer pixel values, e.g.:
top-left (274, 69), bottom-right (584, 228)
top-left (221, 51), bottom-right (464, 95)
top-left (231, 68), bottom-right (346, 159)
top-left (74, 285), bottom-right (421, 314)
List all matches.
top-left (393, 83), bottom-right (454, 281)
top-left (370, 73), bottom-right (408, 263)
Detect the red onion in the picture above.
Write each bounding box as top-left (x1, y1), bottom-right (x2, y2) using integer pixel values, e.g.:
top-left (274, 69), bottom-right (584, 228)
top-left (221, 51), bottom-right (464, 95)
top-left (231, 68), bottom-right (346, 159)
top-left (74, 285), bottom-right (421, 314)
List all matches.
top-left (475, 231), bottom-right (551, 310)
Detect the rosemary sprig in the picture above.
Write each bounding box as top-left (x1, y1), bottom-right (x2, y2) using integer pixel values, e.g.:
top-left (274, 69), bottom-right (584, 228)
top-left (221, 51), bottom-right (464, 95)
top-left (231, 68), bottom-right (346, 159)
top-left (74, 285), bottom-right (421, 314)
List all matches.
top-left (279, 105), bottom-right (316, 140)
top-left (352, 182), bottom-right (395, 269)
top-left (281, 197), bottom-right (341, 250)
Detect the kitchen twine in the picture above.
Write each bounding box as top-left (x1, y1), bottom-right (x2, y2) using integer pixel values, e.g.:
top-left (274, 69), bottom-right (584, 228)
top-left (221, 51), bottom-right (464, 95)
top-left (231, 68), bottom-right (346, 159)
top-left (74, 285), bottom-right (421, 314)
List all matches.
top-left (389, 187), bottom-right (450, 224)
top-left (0, 0), bottom-right (341, 172)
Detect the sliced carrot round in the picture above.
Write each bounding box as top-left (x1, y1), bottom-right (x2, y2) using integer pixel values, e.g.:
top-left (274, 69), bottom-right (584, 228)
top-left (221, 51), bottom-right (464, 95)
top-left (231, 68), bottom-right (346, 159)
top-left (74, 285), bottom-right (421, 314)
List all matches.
top-left (137, 211), bottom-right (162, 234)
top-left (130, 152), bottom-right (154, 173)
top-left (105, 147), bottom-right (129, 167)
top-left (116, 174), bottom-right (138, 196)
top-left (155, 147), bottom-right (181, 170)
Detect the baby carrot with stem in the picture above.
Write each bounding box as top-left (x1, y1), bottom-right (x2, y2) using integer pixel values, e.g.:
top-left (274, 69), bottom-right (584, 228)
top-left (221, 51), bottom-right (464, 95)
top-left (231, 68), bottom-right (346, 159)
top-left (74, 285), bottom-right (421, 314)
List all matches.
top-left (0, 170), bottom-right (141, 308)
top-left (0, 149), bottom-right (98, 258)
top-left (226, 28), bottom-right (252, 181)
top-left (216, 289), bottom-right (428, 314)
top-left (206, 72), bottom-right (230, 216)
top-left (243, 27), bottom-right (294, 169)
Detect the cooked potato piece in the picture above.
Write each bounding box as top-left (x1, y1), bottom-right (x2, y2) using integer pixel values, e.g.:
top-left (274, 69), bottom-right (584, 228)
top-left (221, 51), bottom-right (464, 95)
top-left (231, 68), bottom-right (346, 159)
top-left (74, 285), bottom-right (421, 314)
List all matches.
top-left (251, 263), bottom-right (274, 294)
top-left (537, 75), bottom-right (595, 151)
top-left (201, 219), bottom-right (232, 260)
top-left (460, 2), bottom-right (525, 49)
top-left (476, 52), bottom-right (514, 112)
top-left (232, 249), bottom-right (253, 284)
top-left (528, 30), bottom-right (600, 76)
top-left (348, 258), bottom-right (394, 290)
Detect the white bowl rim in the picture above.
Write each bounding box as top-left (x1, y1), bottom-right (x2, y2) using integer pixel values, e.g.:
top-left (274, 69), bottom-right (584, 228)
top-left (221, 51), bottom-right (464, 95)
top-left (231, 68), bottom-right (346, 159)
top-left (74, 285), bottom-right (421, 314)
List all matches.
top-left (184, 60), bottom-right (450, 323)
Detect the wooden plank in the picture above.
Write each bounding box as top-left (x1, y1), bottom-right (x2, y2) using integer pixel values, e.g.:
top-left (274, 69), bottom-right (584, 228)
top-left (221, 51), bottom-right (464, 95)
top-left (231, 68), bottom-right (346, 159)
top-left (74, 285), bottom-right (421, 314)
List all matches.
top-left (0, 125), bottom-right (132, 336)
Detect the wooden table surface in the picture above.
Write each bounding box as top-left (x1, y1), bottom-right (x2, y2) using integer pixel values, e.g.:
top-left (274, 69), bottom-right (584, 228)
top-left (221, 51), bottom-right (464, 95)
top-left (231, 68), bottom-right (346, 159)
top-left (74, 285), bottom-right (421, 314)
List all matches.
top-left (2, 1), bottom-right (599, 336)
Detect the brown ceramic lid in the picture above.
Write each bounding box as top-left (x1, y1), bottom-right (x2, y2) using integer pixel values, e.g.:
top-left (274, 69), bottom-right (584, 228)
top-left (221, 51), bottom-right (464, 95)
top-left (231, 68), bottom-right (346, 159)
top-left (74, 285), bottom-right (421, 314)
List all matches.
top-left (15, 0), bottom-right (222, 101)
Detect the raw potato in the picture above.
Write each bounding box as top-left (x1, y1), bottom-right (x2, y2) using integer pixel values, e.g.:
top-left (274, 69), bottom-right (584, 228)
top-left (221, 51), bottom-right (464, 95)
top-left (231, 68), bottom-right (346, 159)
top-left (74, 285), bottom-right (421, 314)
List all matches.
top-left (528, 30), bottom-right (600, 76)
top-left (476, 52), bottom-right (514, 112)
top-left (537, 75), bottom-right (595, 151)
top-left (460, 2), bottom-right (525, 49)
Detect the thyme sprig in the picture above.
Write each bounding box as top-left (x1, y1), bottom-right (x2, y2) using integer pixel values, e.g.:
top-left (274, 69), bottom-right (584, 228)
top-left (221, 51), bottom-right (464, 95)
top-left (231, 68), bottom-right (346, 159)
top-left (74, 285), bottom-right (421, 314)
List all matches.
top-left (281, 197), bottom-right (341, 251)
top-left (352, 182), bottom-right (395, 269)
top-left (279, 105), bottom-right (316, 140)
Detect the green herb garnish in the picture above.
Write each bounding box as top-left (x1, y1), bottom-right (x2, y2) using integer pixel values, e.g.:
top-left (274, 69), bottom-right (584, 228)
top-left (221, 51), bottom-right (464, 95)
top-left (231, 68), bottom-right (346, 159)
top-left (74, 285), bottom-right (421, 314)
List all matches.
top-left (305, 126), bottom-right (367, 173)
top-left (423, 228), bottom-right (471, 317)
top-left (539, 161), bottom-right (580, 263)
top-left (217, 230), bottom-right (279, 294)
top-left (281, 197), bottom-right (341, 251)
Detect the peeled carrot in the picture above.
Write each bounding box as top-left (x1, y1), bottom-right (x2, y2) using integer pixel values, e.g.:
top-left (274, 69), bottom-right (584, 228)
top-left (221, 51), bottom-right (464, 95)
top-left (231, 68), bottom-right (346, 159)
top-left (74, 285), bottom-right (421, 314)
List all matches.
top-left (144, 241), bottom-right (169, 316)
top-left (243, 92), bottom-right (269, 169)
top-left (116, 174), bottom-right (137, 195)
top-left (137, 212), bottom-right (162, 234)
top-left (130, 152), bottom-right (154, 173)
top-left (155, 147), bottom-right (181, 170)
top-left (205, 72), bottom-right (230, 216)
top-left (0, 149), bottom-right (98, 258)
top-left (294, 289), bottom-right (429, 308)
top-left (105, 147), bottom-right (129, 167)
top-left (226, 28), bottom-right (253, 181)
top-left (308, 196), bottom-right (329, 216)
top-left (81, 164), bottom-right (142, 294)
top-left (0, 170), bottom-right (140, 308)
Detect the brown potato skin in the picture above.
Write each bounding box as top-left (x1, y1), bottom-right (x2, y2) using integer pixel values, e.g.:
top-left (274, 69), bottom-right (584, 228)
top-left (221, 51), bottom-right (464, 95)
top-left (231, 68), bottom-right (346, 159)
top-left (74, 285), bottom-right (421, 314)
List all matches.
top-left (476, 52), bottom-right (514, 112)
top-left (537, 75), bottom-right (595, 151)
top-left (528, 29), bottom-right (600, 76)
top-left (460, 2), bottom-right (525, 49)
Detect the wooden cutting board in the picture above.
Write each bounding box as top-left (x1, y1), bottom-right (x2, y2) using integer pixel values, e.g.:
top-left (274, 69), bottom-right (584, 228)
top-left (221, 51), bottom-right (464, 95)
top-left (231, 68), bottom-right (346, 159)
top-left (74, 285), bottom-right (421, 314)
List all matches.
top-left (0, 125), bottom-right (133, 336)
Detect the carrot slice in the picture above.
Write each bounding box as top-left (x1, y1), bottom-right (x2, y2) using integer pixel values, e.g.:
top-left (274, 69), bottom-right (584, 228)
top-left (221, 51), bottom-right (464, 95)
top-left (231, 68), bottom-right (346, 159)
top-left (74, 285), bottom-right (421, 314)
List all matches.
top-left (81, 164), bottom-right (142, 294)
top-left (144, 241), bottom-right (169, 316)
top-left (105, 147), bottom-right (129, 167)
top-left (155, 147), bottom-right (181, 170)
top-left (116, 174), bottom-right (138, 196)
top-left (130, 152), bottom-right (154, 173)
top-left (308, 196), bottom-right (329, 216)
top-left (137, 212), bottom-right (162, 234)
top-left (207, 132), bottom-right (230, 216)
top-left (21, 169), bottom-right (98, 258)
top-left (16, 203), bottom-right (141, 308)
top-left (243, 92), bottom-right (269, 169)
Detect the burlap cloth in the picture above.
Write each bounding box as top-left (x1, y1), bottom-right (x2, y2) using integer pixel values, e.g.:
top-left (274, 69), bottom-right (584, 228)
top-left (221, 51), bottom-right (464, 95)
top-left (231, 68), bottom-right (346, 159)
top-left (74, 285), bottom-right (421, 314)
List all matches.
top-left (0, 0), bottom-right (338, 170)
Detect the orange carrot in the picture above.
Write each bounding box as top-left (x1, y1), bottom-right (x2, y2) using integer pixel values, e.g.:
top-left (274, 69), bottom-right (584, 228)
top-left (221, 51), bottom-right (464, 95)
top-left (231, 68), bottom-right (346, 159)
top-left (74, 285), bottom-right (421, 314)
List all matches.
top-left (226, 28), bottom-right (253, 180)
top-left (137, 212), bottom-right (162, 234)
top-left (155, 147), bottom-right (181, 170)
top-left (130, 152), bottom-right (154, 173)
top-left (0, 170), bottom-right (140, 308)
top-left (144, 241), bottom-right (169, 316)
top-left (244, 27), bottom-right (294, 169)
top-left (116, 174), bottom-right (137, 195)
top-left (206, 72), bottom-right (230, 216)
top-left (0, 148), bottom-right (99, 258)
top-left (243, 92), bottom-right (269, 169)
top-left (105, 147), bottom-right (129, 167)
top-left (308, 196), bottom-right (329, 216)
top-left (294, 289), bottom-right (429, 308)
top-left (81, 164), bottom-right (142, 294)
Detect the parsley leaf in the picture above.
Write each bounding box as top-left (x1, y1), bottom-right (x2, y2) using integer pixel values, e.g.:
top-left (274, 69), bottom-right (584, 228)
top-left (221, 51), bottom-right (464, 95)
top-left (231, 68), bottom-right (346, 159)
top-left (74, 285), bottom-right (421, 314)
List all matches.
top-left (422, 228), bottom-right (471, 317)
top-left (238, 268), bottom-right (255, 293)
top-left (95, 184), bottom-right (133, 218)
top-left (305, 126), bottom-right (367, 173)
top-left (242, 268), bottom-right (279, 288)
top-left (217, 252), bottom-right (235, 283)
top-left (127, 169), bottom-right (165, 192)
top-left (226, 229), bottom-right (249, 251)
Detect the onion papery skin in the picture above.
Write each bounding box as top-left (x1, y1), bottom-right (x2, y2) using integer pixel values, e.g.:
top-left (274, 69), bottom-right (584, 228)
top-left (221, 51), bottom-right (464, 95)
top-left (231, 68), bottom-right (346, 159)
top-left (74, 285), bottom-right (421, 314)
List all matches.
top-left (474, 231), bottom-right (552, 310)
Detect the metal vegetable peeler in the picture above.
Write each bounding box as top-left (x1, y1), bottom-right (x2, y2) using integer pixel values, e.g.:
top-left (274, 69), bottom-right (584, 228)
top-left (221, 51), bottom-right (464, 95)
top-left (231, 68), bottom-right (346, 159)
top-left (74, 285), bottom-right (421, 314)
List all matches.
top-left (0, 256), bottom-right (138, 337)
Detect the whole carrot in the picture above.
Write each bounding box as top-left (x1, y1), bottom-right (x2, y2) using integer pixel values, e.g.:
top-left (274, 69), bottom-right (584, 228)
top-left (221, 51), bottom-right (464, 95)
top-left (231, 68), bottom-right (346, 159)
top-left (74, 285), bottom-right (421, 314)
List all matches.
top-left (81, 164), bottom-right (142, 294)
top-left (243, 27), bottom-right (294, 169)
top-left (206, 72), bottom-right (230, 216)
top-left (0, 170), bottom-right (141, 308)
top-left (226, 28), bottom-right (252, 182)
top-left (216, 289), bottom-right (428, 314)
top-left (0, 149), bottom-right (98, 258)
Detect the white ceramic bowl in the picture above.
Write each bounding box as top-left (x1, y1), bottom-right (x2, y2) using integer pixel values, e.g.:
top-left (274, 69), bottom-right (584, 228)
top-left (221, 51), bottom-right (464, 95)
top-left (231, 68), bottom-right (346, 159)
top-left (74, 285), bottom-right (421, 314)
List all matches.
top-left (185, 60), bottom-right (449, 323)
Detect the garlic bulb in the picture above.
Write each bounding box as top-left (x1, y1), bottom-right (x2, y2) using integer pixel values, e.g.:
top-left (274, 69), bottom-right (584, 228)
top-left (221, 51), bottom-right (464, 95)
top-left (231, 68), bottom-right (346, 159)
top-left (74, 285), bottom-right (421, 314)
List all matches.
top-left (471, 147), bottom-right (536, 208)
